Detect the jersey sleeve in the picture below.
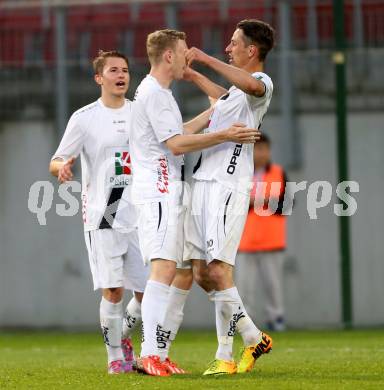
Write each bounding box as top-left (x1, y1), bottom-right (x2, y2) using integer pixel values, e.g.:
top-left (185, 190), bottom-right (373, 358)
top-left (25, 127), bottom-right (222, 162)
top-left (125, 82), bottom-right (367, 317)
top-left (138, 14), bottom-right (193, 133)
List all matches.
top-left (246, 73), bottom-right (273, 106)
top-left (145, 90), bottom-right (183, 143)
top-left (51, 112), bottom-right (87, 161)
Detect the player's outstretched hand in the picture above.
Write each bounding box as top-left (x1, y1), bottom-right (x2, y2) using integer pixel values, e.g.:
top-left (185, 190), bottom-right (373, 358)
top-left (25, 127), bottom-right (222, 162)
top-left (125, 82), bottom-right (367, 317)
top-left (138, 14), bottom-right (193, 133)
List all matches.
top-left (186, 47), bottom-right (210, 67)
top-left (226, 123), bottom-right (261, 144)
top-left (58, 156), bottom-right (76, 183)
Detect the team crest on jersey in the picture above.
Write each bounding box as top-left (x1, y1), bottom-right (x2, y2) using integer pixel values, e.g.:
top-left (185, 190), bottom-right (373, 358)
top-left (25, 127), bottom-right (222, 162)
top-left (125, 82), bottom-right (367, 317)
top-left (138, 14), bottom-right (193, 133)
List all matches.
top-left (109, 151), bottom-right (132, 187)
top-left (115, 152), bottom-right (131, 175)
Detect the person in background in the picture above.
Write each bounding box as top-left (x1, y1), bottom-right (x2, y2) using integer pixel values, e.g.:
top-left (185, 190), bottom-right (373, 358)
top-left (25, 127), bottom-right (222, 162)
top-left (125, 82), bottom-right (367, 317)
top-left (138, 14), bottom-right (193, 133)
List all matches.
top-left (236, 133), bottom-right (289, 332)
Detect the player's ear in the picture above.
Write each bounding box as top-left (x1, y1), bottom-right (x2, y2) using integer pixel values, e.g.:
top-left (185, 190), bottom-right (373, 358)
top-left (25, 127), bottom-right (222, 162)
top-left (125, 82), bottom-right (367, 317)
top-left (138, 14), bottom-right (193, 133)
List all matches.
top-left (249, 44), bottom-right (258, 59)
top-left (164, 49), bottom-right (173, 64)
top-left (94, 73), bottom-right (102, 86)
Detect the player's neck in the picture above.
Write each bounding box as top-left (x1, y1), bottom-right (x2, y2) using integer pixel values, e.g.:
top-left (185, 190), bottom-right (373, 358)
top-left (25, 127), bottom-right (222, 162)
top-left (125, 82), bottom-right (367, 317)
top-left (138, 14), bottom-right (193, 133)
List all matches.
top-left (100, 94), bottom-right (125, 109)
top-left (243, 61), bottom-right (264, 74)
top-left (150, 67), bottom-right (173, 89)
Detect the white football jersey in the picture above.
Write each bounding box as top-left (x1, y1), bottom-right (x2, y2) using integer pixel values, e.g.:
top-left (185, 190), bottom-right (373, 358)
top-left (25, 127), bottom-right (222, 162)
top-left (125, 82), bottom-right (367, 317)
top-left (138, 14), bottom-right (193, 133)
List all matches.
top-left (193, 72), bottom-right (273, 193)
top-left (130, 75), bottom-right (184, 204)
top-left (52, 98), bottom-right (137, 232)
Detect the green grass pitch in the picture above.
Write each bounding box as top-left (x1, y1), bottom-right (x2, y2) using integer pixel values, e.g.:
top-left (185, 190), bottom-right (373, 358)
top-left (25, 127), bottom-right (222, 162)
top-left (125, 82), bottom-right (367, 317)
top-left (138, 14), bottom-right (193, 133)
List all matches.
top-left (1, 329), bottom-right (383, 389)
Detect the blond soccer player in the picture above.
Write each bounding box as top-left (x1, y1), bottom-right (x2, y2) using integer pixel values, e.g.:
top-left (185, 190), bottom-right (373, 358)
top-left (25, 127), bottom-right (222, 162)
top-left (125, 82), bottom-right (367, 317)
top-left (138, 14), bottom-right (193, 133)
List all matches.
top-left (129, 29), bottom-right (259, 377)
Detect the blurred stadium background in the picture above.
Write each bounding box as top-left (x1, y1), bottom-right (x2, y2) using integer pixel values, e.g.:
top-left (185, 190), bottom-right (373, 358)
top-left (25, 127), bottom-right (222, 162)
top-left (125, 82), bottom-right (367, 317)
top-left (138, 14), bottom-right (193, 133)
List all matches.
top-left (0, 0), bottom-right (383, 331)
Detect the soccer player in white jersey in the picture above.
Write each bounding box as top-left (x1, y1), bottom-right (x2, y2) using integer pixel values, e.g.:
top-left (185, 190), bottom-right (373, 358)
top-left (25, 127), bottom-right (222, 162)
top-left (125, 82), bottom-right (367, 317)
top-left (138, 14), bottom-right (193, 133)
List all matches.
top-left (180, 19), bottom-right (276, 375)
top-left (130, 29), bottom-right (260, 377)
top-left (49, 51), bottom-right (148, 374)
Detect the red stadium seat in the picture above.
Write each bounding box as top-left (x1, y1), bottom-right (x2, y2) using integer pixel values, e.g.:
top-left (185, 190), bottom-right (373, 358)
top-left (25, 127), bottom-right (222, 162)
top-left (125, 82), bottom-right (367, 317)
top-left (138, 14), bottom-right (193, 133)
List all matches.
top-left (1, 1), bottom-right (384, 67)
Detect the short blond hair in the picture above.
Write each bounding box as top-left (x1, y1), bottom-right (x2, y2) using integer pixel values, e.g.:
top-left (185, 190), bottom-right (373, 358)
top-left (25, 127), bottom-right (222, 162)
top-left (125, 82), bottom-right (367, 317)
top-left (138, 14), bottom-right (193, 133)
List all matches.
top-left (146, 29), bottom-right (186, 65)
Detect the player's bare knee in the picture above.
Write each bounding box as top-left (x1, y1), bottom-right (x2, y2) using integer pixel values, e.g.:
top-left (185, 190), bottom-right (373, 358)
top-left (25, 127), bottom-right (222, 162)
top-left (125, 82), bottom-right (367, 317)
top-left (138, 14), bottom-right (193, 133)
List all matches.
top-left (192, 260), bottom-right (210, 290)
top-left (196, 277), bottom-right (213, 293)
top-left (173, 269), bottom-right (193, 290)
top-left (103, 287), bottom-right (123, 303)
top-left (193, 268), bottom-right (212, 292)
top-left (208, 261), bottom-right (233, 289)
top-left (150, 259), bottom-right (177, 285)
top-left (203, 279), bottom-right (215, 292)
top-left (207, 265), bottom-right (224, 286)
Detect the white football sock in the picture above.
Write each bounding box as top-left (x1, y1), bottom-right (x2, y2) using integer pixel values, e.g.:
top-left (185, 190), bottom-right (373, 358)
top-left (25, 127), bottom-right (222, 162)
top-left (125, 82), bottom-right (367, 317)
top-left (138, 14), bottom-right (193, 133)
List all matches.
top-left (214, 287), bottom-right (261, 361)
top-left (158, 286), bottom-right (190, 361)
top-left (99, 297), bottom-right (124, 363)
top-left (214, 289), bottom-right (236, 361)
top-left (122, 296), bottom-right (141, 339)
top-left (228, 286), bottom-right (262, 346)
top-left (140, 280), bottom-right (170, 357)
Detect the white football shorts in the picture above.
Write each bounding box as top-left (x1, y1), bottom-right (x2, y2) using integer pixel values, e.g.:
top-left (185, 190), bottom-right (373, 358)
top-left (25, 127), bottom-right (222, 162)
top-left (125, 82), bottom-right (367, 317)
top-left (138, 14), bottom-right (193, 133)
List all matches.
top-left (136, 200), bottom-right (185, 265)
top-left (183, 180), bottom-right (249, 266)
top-left (84, 228), bottom-right (149, 291)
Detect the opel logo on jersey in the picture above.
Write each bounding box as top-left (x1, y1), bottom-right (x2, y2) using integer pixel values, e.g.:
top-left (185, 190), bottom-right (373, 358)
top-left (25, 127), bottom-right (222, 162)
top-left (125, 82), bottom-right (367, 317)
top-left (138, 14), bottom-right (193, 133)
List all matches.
top-left (227, 143), bottom-right (243, 174)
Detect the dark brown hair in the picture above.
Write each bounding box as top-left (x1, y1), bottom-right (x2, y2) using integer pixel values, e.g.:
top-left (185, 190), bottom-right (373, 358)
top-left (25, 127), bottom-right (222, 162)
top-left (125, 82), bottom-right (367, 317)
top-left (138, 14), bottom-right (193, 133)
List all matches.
top-left (237, 19), bottom-right (275, 61)
top-left (92, 50), bottom-right (129, 74)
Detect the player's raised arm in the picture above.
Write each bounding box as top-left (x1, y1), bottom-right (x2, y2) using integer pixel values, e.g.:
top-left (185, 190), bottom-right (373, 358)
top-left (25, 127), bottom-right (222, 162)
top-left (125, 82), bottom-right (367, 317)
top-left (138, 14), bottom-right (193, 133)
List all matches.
top-left (186, 47), bottom-right (265, 97)
top-left (182, 67), bottom-right (225, 135)
top-left (166, 124), bottom-right (260, 156)
top-left (183, 66), bottom-right (228, 99)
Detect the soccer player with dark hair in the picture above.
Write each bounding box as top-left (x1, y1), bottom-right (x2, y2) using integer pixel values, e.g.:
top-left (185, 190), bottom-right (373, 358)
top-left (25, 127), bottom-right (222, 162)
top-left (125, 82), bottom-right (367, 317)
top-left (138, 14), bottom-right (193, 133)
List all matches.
top-left (178, 19), bottom-right (276, 375)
